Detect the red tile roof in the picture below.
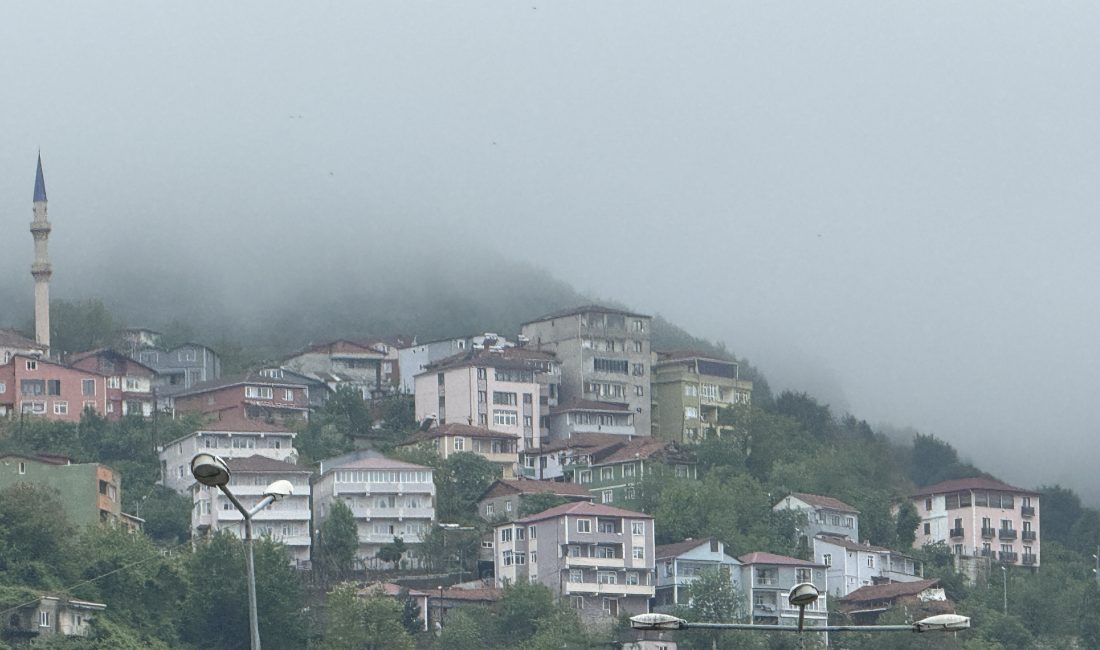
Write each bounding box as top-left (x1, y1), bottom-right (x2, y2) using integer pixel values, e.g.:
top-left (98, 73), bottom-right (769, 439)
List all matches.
top-left (840, 579), bottom-right (940, 604)
top-left (737, 552), bottom-right (824, 568)
top-left (598, 437), bottom-right (676, 464)
top-left (434, 587), bottom-right (502, 602)
top-left (514, 501), bottom-right (652, 524)
top-left (197, 413), bottom-right (295, 433)
top-left (910, 477), bottom-right (1036, 497)
top-left (360, 582), bottom-right (431, 598)
top-left (787, 493), bottom-right (859, 514)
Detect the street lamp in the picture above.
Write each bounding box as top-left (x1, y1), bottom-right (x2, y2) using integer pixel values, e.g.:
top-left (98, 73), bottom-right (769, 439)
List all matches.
top-left (630, 611), bottom-right (970, 634)
top-left (191, 453), bottom-right (293, 650)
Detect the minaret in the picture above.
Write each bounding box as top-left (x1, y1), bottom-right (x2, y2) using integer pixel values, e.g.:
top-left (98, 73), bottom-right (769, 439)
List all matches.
top-left (30, 153), bottom-right (52, 352)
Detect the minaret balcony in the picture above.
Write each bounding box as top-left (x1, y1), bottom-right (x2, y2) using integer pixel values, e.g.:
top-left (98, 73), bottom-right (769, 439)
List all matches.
top-left (29, 220), bottom-right (52, 234)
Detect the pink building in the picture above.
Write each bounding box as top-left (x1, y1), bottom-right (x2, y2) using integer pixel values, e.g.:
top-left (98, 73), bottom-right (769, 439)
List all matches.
top-left (69, 349), bottom-right (157, 418)
top-left (910, 477), bottom-right (1039, 570)
top-left (414, 347), bottom-right (559, 454)
top-left (0, 355), bottom-right (120, 422)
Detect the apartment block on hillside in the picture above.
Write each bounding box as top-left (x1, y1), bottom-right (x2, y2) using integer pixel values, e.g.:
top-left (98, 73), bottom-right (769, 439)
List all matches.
top-left (521, 306), bottom-right (652, 437)
top-left (651, 351), bottom-right (752, 443)
top-left (654, 538), bottom-right (741, 610)
top-left (738, 552), bottom-right (828, 628)
top-left (813, 534), bottom-right (922, 598)
top-left (158, 420), bottom-right (298, 494)
top-left (0, 454), bottom-right (123, 527)
top-left (0, 355), bottom-right (118, 421)
top-left (773, 492), bottom-right (861, 545)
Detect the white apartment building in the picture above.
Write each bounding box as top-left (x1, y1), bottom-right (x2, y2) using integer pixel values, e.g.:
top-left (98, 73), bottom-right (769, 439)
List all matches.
top-left (414, 346), bottom-right (559, 454)
top-left (191, 455), bottom-right (313, 567)
top-left (158, 419), bottom-right (298, 494)
top-left (313, 451), bottom-right (436, 570)
top-left (813, 534), bottom-right (922, 598)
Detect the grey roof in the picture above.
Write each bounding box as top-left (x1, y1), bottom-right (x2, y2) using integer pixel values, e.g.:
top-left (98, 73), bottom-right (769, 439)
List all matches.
top-left (0, 329), bottom-right (45, 351)
top-left (33, 153), bottom-right (47, 202)
top-left (226, 455), bottom-right (311, 474)
top-left (522, 304), bottom-right (650, 325)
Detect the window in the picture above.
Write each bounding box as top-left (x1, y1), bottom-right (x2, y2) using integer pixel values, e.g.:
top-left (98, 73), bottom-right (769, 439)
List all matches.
top-left (0, 381), bottom-right (4, 394)
top-left (529, 526), bottom-right (537, 539)
top-left (25, 359), bottom-right (39, 371)
top-left (596, 545), bottom-right (616, 558)
top-left (478, 413), bottom-right (488, 425)
top-left (846, 517), bottom-right (855, 528)
top-left (39, 610), bottom-right (50, 627)
top-left (684, 406), bottom-right (699, 419)
top-left (923, 523), bottom-right (931, 535)
top-left (454, 436), bottom-right (465, 451)
top-left (477, 367), bottom-right (487, 379)
top-left (623, 463), bottom-right (636, 478)
top-left (625, 486), bottom-right (636, 499)
top-left (18, 461), bottom-right (26, 474)
top-left (633, 341), bottom-right (643, 352)
top-left (284, 389), bottom-right (294, 401)
top-left (53, 401), bottom-right (68, 415)
top-left (503, 551), bottom-right (513, 566)
top-left (486, 503), bottom-right (495, 516)
top-left (867, 556), bottom-right (874, 568)
top-left (505, 500), bottom-right (513, 513)
top-left (178, 349), bottom-right (197, 362)
top-left (568, 545), bottom-right (581, 557)
top-left (500, 528), bottom-right (512, 542)
top-left (603, 597), bottom-right (619, 616)
top-left (593, 358), bottom-right (629, 374)
top-left (514, 552), bottom-right (526, 565)
top-left (632, 521), bottom-right (644, 536)
top-left (796, 568), bottom-right (813, 583)
top-left (925, 498), bottom-right (932, 511)
top-left (523, 393), bottom-right (533, 404)
top-left (478, 390), bottom-right (487, 403)
top-left (632, 546), bottom-right (644, 560)
top-left (578, 470), bottom-right (592, 484)
top-left (493, 410), bottom-right (518, 426)
top-left (632, 363), bottom-right (645, 376)
top-left (570, 595), bottom-right (584, 609)
top-left (634, 385), bottom-right (644, 396)
top-left (626, 572), bottom-right (640, 585)
top-left (601, 467), bottom-right (613, 481)
top-left (523, 415), bottom-right (533, 428)
top-left (597, 571), bottom-right (617, 584)
top-left (493, 391), bottom-right (518, 405)
top-left (684, 384), bottom-right (698, 397)
top-left (569, 569), bottom-right (583, 583)
top-left (245, 386), bottom-right (274, 399)
top-left (601, 490), bottom-right (613, 504)
top-left (45, 379), bottom-right (61, 395)
top-left (633, 319), bottom-right (645, 331)
top-left (577, 519), bottom-right (592, 533)
top-left (516, 527), bottom-right (525, 541)
top-left (700, 383), bottom-right (719, 400)
top-left (21, 379), bottom-right (45, 396)
top-left (823, 553), bottom-right (832, 567)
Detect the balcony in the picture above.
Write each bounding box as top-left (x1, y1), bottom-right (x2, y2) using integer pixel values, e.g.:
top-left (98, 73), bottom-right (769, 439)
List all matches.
top-left (1021, 506), bottom-right (1035, 517)
top-left (1000, 552), bottom-right (1018, 563)
top-left (333, 481), bottom-right (434, 495)
top-left (949, 527), bottom-right (964, 538)
top-left (998, 529), bottom-right (1018, 540)
top-left (1021, 530), bottom-right (1037, 542)
top-left (348, 506), bottom-right (434, 520)
top-left (981, 527), bottom-right (996, 538)
top-left (978, 548), bottom-right (994, 558)
top-left (566, 556), bottom-right (625, 569)
top-left (563, 582), bottom-right (654, 597)
top-left (1022, 554), bottom-right (1038, 565)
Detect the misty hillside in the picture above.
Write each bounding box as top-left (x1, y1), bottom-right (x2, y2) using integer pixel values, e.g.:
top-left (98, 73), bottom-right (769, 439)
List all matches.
top-left (0, 243), bottom-right (747, 373)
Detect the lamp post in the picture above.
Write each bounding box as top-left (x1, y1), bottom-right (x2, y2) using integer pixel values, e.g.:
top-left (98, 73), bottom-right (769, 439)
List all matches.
top-left (631, 583), bottom-right (970, 635)
top-left (191, 453), bottom-right (293, 650)
top-left (1001, 565), bottom-right (1008, 615)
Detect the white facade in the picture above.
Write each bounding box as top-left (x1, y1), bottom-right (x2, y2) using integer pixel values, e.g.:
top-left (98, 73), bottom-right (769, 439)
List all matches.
top-left (191, 457), bottom-right (313, 566)
top-left (654, 539), bottom-right (742, 610)
top-left (312, 453), bottom-right (436, 569)
top-left (158, 428), bottom-right (298, 494)
top-left (813, 536), bottom-right (921, 598)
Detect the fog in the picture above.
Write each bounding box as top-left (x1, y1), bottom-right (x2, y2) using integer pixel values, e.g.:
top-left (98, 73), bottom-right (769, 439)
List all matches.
top-left (3, 3), bottom-right (1100, 501)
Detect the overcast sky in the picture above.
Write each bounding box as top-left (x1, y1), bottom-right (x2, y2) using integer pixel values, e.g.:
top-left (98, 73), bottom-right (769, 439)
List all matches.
top-left (3, 2), bottom-right (1099, 500)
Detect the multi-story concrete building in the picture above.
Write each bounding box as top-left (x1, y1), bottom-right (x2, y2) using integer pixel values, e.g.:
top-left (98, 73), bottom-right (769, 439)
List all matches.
top-left (397, 422), bottom-right (520, 477)
top-left (397, 333), bottom-right (515, 394)
top-left (69, 349), bottom-right (156, 418)
top-left (0, 454), bottom-right (123, 527)
top-left (524, 434), bottom-right (696, 505)
top-left (813, 534), bottom-right (922, 598)
top-left (0, 355), bottom-right (119, 421)
top-left (313, 451), bottom-right (435, 569)
top-left (493, 501), bottom-right (655, 622)
top-left (547, 399), bottom-right (635, 442)
top-left (171, 373), bottom-right (312, 426)
top-left (773, 493), bottom-right (860, 545)
top-left (651, 352), bottom-right (753, 443)
top-left (414, 347), bottom-right (559, 454)
top-left (654, 538), bottom-right (742, 611)
top-left (283, 338), bottom-right (407, 399)
top-left (738, 552), bottom-right (828, 627)
top-left (477, 478), bottom-right (593, 522)
top-left (910, 477), bottom-right (1040, 571)
top-left (521, 306), bottom-right (652, 437)
top-left (158, 419), bottom-right (298, 494)
top-left (134, 342), bottom-right (221, 396)
top-left (191, 455), bottom-right (313, 567)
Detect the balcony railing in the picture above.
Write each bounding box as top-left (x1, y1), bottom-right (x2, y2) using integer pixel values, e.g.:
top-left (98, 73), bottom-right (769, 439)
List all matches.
top-left (998, 529), bottom-right (1018, 540)
top-left (981, 527), bottom-right (996, 538)
top-left (978, 548), bottom-right (994, 558)
top-left (1021, 530), bottom-right (1037, 542)
top-left (1021, 506), bottom-right (1035, 517)
top-left (949, 527), bottom-right (964, 538)
top-left (1022, 554), bottom-right (1037, 565)
top-left (1000, 551), bottom-right (1019, 563)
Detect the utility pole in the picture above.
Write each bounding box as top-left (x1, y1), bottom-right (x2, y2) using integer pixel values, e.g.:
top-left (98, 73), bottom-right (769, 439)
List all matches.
top-left (1001, 566), bottom-right (1007, 616)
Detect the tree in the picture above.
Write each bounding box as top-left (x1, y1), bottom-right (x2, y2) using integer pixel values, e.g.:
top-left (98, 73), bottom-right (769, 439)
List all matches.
top-left (179, 532), bottom-right (306, 650)
top-left (46, 299), bottom-right (124, 355)
top-left (0, 483), bottom-right (74, 579)
top-left (317, 499), bottom-right (359, 583)
top-left (375, 536), bottom-right (407, 569)
top-left (519, 492), bottom-right (568, 516)
top-left (136, 486), bottom-right (192, 543)
top-left (320, 583), bottom-right (414, 650)
top-left (435, 452), bottom-right (501, 521)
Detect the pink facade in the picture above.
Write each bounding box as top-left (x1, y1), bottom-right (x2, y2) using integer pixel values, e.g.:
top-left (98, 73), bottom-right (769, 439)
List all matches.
top-left (0, 355), bottom-right (120, 422)
top-left (911, 477), bottom-right (1039, 568)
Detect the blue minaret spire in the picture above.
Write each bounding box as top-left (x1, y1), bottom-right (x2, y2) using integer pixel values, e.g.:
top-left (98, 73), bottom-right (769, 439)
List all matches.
top-left (33, 152), bottom-right (47, 202)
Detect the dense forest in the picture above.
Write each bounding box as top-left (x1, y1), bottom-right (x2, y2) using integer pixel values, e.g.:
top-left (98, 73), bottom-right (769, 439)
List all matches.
top-left (1, 269), bottom-right (1099, 648)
